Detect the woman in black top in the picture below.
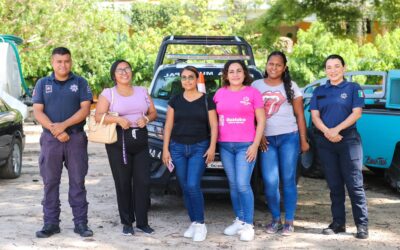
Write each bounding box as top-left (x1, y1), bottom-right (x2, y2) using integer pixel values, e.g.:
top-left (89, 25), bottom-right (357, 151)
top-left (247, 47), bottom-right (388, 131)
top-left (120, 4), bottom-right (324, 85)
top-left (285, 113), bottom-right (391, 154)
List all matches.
top-left (162, 66), bottom-right (218, 242)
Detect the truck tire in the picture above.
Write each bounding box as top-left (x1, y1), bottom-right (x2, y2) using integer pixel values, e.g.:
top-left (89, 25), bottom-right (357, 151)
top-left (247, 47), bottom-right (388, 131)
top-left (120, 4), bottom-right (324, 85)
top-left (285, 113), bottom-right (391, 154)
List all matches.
top-left (366, 166), bottom-right (385, 176)
top-left (0, 138), bottom-right (22, 179)
top-left (300, 131), bottom-right (324, 178)
top-left (384, 146), bottom-right (400, 193)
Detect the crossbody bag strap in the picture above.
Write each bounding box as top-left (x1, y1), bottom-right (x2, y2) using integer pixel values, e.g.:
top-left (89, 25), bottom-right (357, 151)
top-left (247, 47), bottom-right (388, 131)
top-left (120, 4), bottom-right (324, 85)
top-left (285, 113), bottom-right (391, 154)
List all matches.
top-left (110, 87), bottom-right (114, 111)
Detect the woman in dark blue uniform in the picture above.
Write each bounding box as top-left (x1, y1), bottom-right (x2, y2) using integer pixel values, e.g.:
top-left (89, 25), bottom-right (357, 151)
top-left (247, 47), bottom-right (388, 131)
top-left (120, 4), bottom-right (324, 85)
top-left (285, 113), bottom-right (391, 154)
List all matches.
top-left (310, 54), bottom-right (368, 239)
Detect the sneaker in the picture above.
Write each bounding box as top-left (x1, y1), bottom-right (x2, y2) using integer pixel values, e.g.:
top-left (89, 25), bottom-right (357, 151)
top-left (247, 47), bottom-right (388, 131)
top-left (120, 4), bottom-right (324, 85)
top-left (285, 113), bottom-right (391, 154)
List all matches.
top-left (281, 224), bottom-right (294, 236)
top-left (265, 220), bottom-right (283, 234)
top-left (239, 223), bottom-right (254, 241)
top-left (355, 225), bottom-right (369, 239)
top-left (322, 222), bottom-right (346, 235)
top-left (192, 223), bottom-right (207, 242)
top-left (74, 223), bottom-right (93, 237)
top-left (224, 218), bottom-right (245, 236)
top-left (136, 225), bottom-right (155, 235)
top-left (183, 222), bottom-right (196, 238)
top-left (122, 225), bottom-right (134, 236)
top-left (36, 224), bottom-right (61, 238)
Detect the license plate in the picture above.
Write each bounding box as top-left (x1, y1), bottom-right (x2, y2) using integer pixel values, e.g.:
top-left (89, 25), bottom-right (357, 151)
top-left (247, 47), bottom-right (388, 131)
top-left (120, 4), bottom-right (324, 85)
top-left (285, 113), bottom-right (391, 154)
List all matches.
top-left (207, 161), bottom-right (223, 169)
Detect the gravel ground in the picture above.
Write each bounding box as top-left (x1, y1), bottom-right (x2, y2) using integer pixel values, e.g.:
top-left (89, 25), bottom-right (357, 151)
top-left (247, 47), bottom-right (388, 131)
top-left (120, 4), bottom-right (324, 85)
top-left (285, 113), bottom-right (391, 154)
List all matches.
top-left (0, 123), bottom-right (399, 250)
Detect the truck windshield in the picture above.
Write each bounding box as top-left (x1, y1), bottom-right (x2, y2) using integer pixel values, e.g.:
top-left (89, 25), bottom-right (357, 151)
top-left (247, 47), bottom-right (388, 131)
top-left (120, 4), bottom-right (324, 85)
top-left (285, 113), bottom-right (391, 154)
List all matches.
top-left (151, 67), bottom-right (263, 100)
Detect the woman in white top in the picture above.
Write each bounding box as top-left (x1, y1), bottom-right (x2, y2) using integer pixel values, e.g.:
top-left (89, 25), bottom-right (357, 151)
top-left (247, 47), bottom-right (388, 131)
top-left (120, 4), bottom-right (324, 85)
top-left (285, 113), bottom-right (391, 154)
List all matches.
top-left (252, 51), bottom-right (309, 236)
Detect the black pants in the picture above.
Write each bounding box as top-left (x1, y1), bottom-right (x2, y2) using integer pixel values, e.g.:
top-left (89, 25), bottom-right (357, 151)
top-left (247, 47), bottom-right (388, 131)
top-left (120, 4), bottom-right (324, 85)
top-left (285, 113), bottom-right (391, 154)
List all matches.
top-left (105, 127), bottom-right (150, 227)
top-left (316, 129), bottom-right (368, 226)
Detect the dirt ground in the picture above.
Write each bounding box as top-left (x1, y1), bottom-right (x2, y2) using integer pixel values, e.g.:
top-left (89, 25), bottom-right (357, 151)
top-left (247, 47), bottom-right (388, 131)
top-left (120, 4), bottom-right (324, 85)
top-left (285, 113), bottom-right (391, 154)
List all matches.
top-left (0, 123), bottom-right (399, 250)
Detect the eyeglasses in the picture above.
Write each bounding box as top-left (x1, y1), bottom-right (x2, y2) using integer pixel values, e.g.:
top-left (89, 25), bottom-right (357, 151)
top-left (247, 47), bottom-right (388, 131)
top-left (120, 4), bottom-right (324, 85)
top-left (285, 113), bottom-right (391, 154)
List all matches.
top-left (115, 67), bottom-right (132, 75)
top-left (181, 76), bottom-right (195, 81)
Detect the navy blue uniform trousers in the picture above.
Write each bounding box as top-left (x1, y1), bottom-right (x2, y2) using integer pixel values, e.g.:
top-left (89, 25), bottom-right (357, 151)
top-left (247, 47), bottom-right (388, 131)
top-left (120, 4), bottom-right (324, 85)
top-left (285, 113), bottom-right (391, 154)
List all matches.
top-left (39, 131), bottom-right (89, 225)
top-left (316, 129), bottom-right (368, 226)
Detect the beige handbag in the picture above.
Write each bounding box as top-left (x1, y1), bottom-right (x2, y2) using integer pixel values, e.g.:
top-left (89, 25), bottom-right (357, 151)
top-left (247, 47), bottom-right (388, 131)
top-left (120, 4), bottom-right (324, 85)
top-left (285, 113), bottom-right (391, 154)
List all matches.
top-left (88, 88), bottom-right (119, 144)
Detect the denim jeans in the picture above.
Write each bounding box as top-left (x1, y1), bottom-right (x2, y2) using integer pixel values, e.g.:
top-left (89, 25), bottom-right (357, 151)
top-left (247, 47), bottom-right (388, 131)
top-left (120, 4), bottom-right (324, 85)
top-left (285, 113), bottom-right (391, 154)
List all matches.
top-left (260, 131), bottom-right (300, 221)
top-left (219, 142), bottom-right (255, 224)
top-left (170, 139), bottom-right (209, 223)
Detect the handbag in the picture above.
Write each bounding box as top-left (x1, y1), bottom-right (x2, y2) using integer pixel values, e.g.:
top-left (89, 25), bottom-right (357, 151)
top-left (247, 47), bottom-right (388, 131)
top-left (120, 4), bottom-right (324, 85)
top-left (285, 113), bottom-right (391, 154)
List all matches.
top-left (88, 88), bottom-right (119, 144)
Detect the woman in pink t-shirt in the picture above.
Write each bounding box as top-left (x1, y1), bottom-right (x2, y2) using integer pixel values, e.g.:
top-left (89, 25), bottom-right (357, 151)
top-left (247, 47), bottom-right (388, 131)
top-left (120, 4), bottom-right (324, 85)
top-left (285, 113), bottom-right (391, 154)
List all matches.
top-left (213, 60), bottom-right (265, 241)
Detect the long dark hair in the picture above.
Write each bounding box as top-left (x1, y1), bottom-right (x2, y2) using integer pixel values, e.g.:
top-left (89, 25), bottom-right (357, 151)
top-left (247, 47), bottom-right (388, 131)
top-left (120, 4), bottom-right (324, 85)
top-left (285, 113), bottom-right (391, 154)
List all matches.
top-left (265, 51), bottom-right (294, 104)
top-left (222, 60), bottom-right (253, 87)
top-left (110, 59), bottom-right (133, 84)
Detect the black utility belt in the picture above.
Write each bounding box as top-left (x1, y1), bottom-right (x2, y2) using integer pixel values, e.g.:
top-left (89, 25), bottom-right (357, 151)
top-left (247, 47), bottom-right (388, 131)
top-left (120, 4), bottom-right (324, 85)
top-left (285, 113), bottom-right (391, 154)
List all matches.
top-left (314, 128), bottom-right (357, 137)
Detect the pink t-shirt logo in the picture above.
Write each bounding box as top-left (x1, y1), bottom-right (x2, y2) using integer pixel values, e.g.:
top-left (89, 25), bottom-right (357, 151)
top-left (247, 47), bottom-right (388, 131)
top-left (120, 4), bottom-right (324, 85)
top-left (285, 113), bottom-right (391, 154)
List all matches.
top-left (240, 96), bottom-right (251, 106)
top-left (262, 91), bottom-right (286, 119)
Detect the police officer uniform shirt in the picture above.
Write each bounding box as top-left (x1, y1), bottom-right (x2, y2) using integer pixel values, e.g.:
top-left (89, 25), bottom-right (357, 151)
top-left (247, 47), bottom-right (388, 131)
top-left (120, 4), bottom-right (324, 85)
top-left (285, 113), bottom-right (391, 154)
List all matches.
top-left (32, 72), bottom-right (93, 133)
top-left (309, 79), bottom-right (365, 130)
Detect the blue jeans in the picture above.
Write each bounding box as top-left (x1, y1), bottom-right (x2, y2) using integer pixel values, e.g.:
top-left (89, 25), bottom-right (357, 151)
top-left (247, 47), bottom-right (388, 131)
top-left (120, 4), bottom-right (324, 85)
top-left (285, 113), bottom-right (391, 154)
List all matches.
top-left (170, 139), bottom-right (209, 223)
top-left (219, 142), bottom-right (255, 224)
top-left (260, 131), bottom-right (300, 221)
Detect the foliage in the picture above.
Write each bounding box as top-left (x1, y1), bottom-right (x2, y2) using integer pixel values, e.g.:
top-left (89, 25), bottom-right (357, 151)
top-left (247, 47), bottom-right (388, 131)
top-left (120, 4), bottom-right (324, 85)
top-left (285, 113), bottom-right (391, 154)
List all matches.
top-left (286, 22), bottom-right (400, 87)
top-left (2, 0), bottom-right (400, 94)
top-left (259, 0), bottom-right (400, 46)
top-left (0, 0), bottom-right (256, 94)
top-left (0, 0), bottom-right (130, 94)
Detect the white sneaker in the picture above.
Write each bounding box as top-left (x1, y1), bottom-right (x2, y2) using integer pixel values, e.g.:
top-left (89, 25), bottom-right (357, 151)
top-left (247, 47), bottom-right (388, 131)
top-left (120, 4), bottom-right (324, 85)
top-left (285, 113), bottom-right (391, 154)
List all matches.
top-left (224, 218), bottom-right (245, 236)
top-left (239, 223), bottom-right (254, 241)
top-left (192, 223), bottom-right (207, 242)
top-left (183, 222), bottom-right (195, 238)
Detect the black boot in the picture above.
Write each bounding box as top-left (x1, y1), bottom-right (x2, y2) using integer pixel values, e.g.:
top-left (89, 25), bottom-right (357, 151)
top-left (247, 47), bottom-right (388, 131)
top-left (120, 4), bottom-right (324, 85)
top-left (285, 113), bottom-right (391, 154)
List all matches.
top-left (355, 225), bottom-right (369, 239)
top-left (74, 223), bottom-right (93, 237)
top-left (36, 224), bottom-right (61, 238)
top-left (322, 222), bottom-right (346, 235)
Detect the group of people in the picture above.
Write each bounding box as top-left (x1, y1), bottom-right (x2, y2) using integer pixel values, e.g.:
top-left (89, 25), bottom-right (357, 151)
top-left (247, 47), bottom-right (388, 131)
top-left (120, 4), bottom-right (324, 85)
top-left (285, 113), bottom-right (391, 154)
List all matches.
top-left (32, 47), bottom-right (369, 242)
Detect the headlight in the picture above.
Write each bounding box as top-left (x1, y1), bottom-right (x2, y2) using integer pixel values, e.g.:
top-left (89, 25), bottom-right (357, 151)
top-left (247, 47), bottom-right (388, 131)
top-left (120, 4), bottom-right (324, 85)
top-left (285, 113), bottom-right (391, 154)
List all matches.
top-left (147, 121), bottom-right (164, 140)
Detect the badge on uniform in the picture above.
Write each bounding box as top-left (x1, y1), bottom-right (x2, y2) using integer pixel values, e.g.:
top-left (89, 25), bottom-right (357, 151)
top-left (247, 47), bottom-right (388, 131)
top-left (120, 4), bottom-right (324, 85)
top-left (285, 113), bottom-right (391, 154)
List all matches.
top-left (340, 93), bottom-right (348, 99)
top-left (358, 90), bottom-right (365, 98)
top-left (70, 84), bottom-right (78, 92)
top-left (45, 85), bottom-right (52, 93)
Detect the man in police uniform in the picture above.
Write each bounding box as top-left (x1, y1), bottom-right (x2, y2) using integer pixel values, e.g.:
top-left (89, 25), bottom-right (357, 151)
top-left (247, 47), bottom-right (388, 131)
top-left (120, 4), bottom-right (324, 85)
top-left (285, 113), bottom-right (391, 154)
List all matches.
top-left (33, 47), bottom-right (93, 238)
top-left (310, 54), bottom-right (368, 239)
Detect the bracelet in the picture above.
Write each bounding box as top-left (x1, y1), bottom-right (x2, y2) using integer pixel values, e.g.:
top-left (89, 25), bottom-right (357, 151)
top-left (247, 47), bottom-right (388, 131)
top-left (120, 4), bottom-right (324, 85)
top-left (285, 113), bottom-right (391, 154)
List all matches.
top-left (144, 115), bottom-right (150, 123)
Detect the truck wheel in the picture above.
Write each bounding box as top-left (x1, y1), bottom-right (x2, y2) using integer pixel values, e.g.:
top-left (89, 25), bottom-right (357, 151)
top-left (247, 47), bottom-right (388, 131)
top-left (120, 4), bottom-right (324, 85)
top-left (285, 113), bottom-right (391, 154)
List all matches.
top-left (300, 132), bottom-right (324, 179)
top-left (366, 166), bottom-right (385, 176)
top-left (0, 138), bottom-right (22, 179)
top-left (384, 147), bottom-right (400, 193)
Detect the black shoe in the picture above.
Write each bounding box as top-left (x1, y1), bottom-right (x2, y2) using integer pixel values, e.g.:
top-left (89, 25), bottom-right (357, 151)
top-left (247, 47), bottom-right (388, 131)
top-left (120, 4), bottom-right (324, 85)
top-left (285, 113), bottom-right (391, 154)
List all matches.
top-left (322, 222), bottom-right (346, 235)
top-left (36, 224), bottom-right (61, 238)
top-left (136, 225), bottom-right (154, 235)
top-left (74, 223), bottom-right (93, 237)
top-left (122, 225), bottom-right (134, 236)
top-left (355, 225), bottom-right (369, 239)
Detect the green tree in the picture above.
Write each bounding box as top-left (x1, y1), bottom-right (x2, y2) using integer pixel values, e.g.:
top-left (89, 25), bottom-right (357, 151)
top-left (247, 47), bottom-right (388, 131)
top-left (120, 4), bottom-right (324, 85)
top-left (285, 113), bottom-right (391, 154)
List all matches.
top-left (286, 22), bottom-right (400, 87)
top-left (0, 0), bottom-right (129, 94)
top-left (259, 0), bottom-right (400, 46)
